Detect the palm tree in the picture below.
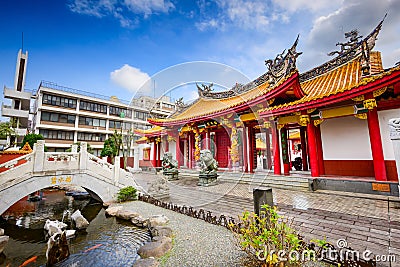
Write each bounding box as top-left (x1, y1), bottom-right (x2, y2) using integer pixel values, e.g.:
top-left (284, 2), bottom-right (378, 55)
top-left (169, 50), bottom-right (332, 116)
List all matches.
top-left (0, 121), bottom-right (16, 147)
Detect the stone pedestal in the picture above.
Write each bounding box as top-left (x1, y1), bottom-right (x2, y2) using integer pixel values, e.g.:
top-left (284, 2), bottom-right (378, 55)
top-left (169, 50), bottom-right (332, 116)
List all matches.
top-left (389, 118), bottom-right (400, 195)
top-left (198, 173), bottom-right (218, 186)
top-left (163, 171), bottom-right (179, 181)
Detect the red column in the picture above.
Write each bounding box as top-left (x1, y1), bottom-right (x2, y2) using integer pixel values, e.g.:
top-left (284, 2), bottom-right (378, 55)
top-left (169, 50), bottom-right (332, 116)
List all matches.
top-left (307, 123), bottom-right (319, 177)
top-left (281, 127), bottom-right (290, 175)
top-left (272, 125), bottom-right (281, 175)
top-left (188, 134), bottom-right (192, 168)
top-left (367, 108), bottom-right (387, 181)
top-left (248, 127), bottom-right (255, 173)
top-left (189, 133), bottom-right (195, 169)
top-left (151, 140), bottom-right (157, 168)
top-left (157, 142), bottom-right (161, 167)
top-left (265, 129), bottom-right (272, 170)
top-left (165, 136), bottom-right (169, 152)
top-left (175, 135), bottom-right (181, 168)
top-left (315, 125), bottom-right (325, 175)
top-left (300, 127), bottom-right (308, 171)
top-left (243, 127), bottom-right (248, 172)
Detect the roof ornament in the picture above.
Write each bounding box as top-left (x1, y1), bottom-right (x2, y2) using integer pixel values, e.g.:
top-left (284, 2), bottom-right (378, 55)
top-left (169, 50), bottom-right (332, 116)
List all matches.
top-left (175, 97), bottom-right (188, 108)
top-left (196, 83), bottom-right (214, 97)
top-left (328, 29), bottom-right (363, 57)
top-left (300, 14), bottom-right (387, 82)
top-left (265, 34), bottom-right (302, 85)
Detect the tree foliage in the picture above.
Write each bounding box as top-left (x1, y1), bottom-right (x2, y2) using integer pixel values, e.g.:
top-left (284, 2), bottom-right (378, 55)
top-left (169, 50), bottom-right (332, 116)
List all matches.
top-left (100, 130), bottom-right (122, 163)
top-left (117, 186), bottom-right (137, 202)
top-left (22, 133), bottom-right (47, 151)
top-left (0, 122), bottom-right (16, 139)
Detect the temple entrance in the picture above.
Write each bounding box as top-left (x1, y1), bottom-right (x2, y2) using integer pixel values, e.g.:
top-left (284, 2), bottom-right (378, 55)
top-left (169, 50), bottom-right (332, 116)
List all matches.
top-left (216, 130), bottom-right (230, 168)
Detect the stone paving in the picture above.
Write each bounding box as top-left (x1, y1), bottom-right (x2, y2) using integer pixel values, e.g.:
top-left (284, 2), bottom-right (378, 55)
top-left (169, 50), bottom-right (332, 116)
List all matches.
top-left (134, 172), bottom-right (400, 266)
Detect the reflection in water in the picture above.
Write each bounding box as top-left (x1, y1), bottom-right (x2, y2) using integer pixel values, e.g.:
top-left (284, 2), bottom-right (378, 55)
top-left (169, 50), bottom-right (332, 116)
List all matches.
top-left (0, 189), bottom-right (150, 267)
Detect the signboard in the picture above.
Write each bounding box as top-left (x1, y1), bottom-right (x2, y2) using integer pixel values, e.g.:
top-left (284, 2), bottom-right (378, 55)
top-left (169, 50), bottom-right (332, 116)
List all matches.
top-left (372, 183), bottom-right (390, 192)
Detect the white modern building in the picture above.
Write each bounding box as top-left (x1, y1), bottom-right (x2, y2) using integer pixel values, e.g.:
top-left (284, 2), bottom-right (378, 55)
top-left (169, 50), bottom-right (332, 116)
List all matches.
top-left (2, 50), bottom-right (176, 158)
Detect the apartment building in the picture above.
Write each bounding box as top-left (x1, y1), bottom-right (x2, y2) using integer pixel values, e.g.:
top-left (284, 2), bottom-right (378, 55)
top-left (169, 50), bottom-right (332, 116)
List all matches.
top-left (2, 50), bottom-right (176, 156)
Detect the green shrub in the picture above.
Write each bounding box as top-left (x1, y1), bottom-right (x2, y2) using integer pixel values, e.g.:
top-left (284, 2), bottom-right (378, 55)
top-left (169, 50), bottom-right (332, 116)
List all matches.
top-left (229, 204), bottom-right (313, 266)
top-left (117, 186), bottom-right (137, 202)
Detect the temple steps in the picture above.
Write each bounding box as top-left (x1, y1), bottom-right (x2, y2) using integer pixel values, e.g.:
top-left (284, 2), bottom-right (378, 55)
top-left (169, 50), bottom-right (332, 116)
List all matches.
top-left (176, 170), bottom-right (311, 191)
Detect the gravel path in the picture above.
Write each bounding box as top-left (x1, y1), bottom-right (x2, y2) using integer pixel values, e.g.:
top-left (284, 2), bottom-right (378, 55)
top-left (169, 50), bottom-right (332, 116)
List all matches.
top-left (114, 201), bottom-right (245, 267)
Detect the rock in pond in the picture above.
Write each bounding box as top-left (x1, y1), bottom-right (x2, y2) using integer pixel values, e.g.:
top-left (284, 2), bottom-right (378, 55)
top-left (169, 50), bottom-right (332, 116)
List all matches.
top-left (137, 236), bottom-right (172, 258)
top-left (148, 215), bottom-right (169, 227)
top-left (150, 226), bottom-right (173, 238)
top-left (71, 210), bottom-right (89, 230)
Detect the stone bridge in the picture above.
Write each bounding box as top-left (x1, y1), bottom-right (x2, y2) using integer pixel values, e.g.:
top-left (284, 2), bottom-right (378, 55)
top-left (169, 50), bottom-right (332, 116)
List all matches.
top-left (0, 140), bottom-right (144, 215)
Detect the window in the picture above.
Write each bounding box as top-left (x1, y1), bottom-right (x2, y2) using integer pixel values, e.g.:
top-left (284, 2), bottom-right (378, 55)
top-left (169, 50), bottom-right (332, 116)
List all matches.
top-left (134, 111), bottom-right (149, 121)
top-left (78, 116), bottom-right (106, 127)
top-left (77, 132), bottom-right (106, 142)
top-left (79, 101), bottom-right (107, 113)
top-left (42, 94), bottom-right (76, 108)
top-left (39, 129), bottom-right (74, 140)
top-left (109, 106), bottom-right (131, 118)
top-left (109, 120), bottom-right (122, 129)
top-left (41, 112), bottom-right (75, 124)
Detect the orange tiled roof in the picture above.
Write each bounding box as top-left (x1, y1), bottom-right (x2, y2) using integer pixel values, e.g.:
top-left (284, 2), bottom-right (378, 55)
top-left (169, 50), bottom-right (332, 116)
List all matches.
top-left (262, 51), bottom-right (383, 112)
top-left (149, 72), bottom-right (298, 125)
top-left (135, 126), bottom-right (165, 136)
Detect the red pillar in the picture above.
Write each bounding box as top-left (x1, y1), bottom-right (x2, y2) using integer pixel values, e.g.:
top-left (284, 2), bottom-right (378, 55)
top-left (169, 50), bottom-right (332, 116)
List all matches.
top-left (281, 127), bottom-right (290, 175)
top-left (300, 127), bottom-right (308, 171)
top-left (243, 127), bottom-right (248, 172)
top-left (315, 125), bottom-right (325, 175)
top-left (176, 136), bottom-right (181, 168)
top-left (165, 136), bottom-right (169, 152)
top-left (189, 133), bottom-right (195, 169)
top-left (157, 142), bottom-right (161, 167)
top-left (307, 123), bottom-right (320, 177)
top-left (272, 125), bottom-right (281, 175)
top-left (248, 127), bottom-right (255, 173)
top-left (265, 129), bottom-right (272, 170)
top-left (367, 108), bottom-right (387, 181)
top-left (151, 140), bottom-right (157, 168)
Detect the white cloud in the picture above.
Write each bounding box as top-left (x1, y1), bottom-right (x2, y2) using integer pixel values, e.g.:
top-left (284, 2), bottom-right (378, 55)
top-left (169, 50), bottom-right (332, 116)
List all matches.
top-left (110, 64), bottom-right (151, 94)
top-left (302, 0), bottom-right (400, 70)
top-left (271, 0), bottom-right (343, 14)
top-left (124, 0), bottom-right (174, 17)
top-left (196, 0), bottom-right (275, 31)
top-left (68, 0), bottom-right (174, 27)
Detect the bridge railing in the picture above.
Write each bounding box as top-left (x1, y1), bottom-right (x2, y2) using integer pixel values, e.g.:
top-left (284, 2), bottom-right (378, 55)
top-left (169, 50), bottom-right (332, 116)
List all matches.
top-left (43, 152), bottom-right (80, 171)
top-left (0, 153), bottom-right (34, 188)
top-left (0, 140), bottom-right (144, 195)
top-left (87, 153), bottom-right (115, 183)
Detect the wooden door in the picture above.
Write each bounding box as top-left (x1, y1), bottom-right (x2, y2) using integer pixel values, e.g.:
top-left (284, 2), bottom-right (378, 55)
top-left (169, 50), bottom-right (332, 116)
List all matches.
top-left (216, 130), bottom-right (230, 168)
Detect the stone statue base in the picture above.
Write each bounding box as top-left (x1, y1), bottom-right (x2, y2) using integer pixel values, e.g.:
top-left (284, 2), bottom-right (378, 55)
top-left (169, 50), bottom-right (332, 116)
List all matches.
top-left (163, 171), bottom-right (179, 181)
top-left (198, 173), bottom-right (218, 186)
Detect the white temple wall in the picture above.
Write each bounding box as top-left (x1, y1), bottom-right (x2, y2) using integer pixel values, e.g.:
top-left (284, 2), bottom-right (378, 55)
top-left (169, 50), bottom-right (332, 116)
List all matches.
top-left (169, 140), bottom-right (176, 160)
top-left (378, 108), bottom-right (400, 160)
top-left (321, 116), bottom-right (372, 160)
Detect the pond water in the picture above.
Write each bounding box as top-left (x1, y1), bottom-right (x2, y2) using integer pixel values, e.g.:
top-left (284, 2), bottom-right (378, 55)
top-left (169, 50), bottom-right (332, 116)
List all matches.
top-left (0, 189), bottom-right (151, 267)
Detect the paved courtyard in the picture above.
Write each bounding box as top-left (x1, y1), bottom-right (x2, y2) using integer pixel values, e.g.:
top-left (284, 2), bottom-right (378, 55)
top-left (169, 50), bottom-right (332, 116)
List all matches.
top-left (134, 172), bottom-right (400, 266)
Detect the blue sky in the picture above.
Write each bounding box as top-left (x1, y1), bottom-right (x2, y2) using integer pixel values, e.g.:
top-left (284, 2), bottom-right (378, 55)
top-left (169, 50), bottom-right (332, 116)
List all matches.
top-left (1, 0), bottom-right (399, 105)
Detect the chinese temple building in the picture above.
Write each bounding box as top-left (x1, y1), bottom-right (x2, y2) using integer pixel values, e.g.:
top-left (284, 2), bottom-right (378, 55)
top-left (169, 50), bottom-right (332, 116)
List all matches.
top-left (138, 16), bottom-right (400, 184)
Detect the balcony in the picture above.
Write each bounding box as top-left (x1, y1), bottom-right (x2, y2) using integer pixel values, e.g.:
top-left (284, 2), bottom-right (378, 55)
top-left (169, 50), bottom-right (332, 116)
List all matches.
top-left (3, 87), bottom-right (32, 100)
top-left (14, 128), bottom-right (28, 136)
top-left (1, 104), bottom-right (29, 118)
